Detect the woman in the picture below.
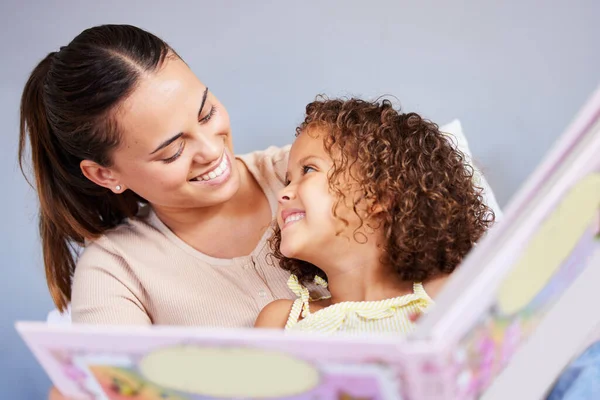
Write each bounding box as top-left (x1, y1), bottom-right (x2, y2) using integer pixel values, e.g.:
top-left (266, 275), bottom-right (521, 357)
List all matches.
top-left (20, 24), bottom-right (298, 328)
top-left (20, 24), bottom-right (499, 398)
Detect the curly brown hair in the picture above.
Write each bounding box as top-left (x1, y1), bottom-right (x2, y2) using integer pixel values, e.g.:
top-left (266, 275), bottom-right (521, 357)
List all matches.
top-left (270, 97), bottom-right (495, 284)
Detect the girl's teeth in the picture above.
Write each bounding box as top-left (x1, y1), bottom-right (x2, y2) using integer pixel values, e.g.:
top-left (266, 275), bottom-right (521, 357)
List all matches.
top-left (208, 172), bottom-right (216, 179)
top-left (284, 213), bottom-right (305, 224)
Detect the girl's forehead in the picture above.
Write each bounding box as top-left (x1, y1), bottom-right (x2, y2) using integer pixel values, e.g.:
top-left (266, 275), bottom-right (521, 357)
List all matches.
top-left (290, 130), bottom-right (326, 157)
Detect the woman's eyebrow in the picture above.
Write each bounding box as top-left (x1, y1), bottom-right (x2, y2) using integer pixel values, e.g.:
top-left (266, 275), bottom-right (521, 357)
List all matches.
top-left (149, 87), bottom-right (209, 155)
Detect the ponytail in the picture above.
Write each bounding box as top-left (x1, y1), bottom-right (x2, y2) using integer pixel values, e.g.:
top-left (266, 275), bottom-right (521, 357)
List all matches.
top-left (19, 52), bottom-right (73, 310)
top-left (18, 25), bottom-right (170, 311)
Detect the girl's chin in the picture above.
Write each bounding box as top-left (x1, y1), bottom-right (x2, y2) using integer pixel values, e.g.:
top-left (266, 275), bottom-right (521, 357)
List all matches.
top-left (279, 243), bottom-right (301, 260)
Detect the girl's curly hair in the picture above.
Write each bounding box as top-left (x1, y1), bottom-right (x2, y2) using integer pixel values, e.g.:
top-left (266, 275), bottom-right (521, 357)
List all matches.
top-left (270, 97), bottom-right (495, 284)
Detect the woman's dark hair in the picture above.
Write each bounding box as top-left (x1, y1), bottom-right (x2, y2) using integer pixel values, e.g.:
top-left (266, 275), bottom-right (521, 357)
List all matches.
top-left (270, 97), bottom-right (495, 284)
top-left (19, 25), bottom-right (175, 311)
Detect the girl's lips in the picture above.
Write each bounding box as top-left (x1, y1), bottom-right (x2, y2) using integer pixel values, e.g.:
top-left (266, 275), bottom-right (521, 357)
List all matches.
top-left (281, 209), bottom-right (306, 229)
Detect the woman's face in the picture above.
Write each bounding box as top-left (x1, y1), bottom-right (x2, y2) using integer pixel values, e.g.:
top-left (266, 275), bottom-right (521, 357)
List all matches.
top-left (104, 56), bottom-right (240, 211)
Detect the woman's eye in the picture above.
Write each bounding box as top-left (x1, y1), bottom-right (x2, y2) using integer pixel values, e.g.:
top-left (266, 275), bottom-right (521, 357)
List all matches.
top-left (161, 142), bottom-right (185, 164)
top-left (199, 106), bottom-right (216, 124)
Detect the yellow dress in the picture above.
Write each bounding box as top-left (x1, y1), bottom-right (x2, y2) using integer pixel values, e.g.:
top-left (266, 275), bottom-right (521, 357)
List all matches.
top-left (285, 275), bottom-right (434, 335)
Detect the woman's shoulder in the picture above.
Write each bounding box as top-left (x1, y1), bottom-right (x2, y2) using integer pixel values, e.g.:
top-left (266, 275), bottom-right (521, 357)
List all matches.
top-left (238, 145), bottom-right (291, 186)
top-left (78, 209), bottom-right (162, 264)
top-left (250, 144), bottom-right (291, 160)
top-left (72, 215), bottom-right (156, 325)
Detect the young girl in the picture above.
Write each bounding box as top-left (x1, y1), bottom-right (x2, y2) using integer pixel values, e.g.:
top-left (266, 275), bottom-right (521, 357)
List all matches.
top-left (255, 97), bottom-right (495, 335)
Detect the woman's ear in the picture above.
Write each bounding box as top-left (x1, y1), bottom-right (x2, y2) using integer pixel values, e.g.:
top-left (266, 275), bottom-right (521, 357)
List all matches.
top-left (80, 160), bottom-right (125, 193)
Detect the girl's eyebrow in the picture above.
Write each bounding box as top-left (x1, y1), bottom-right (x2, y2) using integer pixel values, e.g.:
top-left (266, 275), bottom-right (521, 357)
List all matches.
top-left (297, 155), bottom-right (323, 165)
top-left (285, 155), bottom-right (324, 182)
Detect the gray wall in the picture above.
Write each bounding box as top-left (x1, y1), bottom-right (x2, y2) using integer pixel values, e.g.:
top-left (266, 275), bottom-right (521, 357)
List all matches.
top-left (1, 0), bottom-right (598, 398)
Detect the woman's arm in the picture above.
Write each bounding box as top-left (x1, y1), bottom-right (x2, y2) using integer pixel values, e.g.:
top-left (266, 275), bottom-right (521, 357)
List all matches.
top-left (48, 387), bottom-right (66, 400)
top-left (48, 387), bottom-right (84, 400)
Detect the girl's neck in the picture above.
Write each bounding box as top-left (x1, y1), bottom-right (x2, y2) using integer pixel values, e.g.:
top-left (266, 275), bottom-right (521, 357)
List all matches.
top-left (322, 259), bottom-right (451, 305)
top-left (325, 268), bottom-right (414, 304)
top-left (317, 243), bottom-right (414, 304)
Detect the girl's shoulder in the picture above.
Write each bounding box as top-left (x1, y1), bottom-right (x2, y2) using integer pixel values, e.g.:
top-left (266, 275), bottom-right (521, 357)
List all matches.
top-left (254, 299), bottom-right (295, 329)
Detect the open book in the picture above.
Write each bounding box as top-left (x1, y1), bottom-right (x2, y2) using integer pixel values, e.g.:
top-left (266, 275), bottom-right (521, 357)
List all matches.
top-left (16, 86), bottom-right (600, 400)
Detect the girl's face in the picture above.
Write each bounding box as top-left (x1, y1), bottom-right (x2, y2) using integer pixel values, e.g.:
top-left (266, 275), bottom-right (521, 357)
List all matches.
top-left (89, 56), bottom-right (241, 211)
top-left (277, 129), bottom-right (367, 266)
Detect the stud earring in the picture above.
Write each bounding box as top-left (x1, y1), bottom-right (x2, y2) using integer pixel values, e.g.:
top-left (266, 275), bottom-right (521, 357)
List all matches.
top-left (115, 185), bottom-right (122, 191)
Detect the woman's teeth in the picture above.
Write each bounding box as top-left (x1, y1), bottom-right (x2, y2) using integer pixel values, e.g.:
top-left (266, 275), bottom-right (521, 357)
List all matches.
top-left (284, 213), bottom-right (305, 225)
top-left (192, 156), bottom-right (228, 182)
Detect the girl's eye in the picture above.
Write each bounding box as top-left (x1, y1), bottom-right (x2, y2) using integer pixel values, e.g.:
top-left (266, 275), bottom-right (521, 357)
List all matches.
top-left (284, 165), bottom-right (316, 185)
top-left (199, 106), bottom-right (216, 124)
top-left (302, 165), bottom-right (316, 174)
top-left (161, 141), bottom-right (185, 164)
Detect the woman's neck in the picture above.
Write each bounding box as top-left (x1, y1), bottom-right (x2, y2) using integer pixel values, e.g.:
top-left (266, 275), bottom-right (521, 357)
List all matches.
top-left (152, 158), bottom-right (260, 232)
top-left (150, 158), bottom-right (273, 258)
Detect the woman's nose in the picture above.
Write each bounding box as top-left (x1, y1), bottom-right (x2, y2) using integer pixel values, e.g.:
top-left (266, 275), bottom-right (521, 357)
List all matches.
top-left (191, 133), bottom-right (223, 165)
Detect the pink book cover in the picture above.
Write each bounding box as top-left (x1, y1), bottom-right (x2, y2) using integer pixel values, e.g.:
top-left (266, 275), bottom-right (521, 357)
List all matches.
top-left (16, 86), bottom-right (600, 400)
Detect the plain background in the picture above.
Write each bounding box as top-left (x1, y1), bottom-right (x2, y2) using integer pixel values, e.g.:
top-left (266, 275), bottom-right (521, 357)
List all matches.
top-left (1, 0), bottom-right (599, 398)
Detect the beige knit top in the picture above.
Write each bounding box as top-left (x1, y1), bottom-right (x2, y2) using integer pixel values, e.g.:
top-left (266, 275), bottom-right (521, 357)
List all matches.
top-left (71, 146), bottom-right (297, 327)
top-left (70, 137), bottom-right (501, 328)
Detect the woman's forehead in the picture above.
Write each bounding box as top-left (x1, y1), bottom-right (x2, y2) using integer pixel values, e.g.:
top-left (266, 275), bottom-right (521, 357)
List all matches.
top-left (115, 59), bottom-right (204, 150)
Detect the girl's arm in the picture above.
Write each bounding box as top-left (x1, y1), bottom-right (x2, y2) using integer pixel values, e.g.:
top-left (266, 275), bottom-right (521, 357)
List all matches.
top-left (254, 299), bottom-right (294, 329)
